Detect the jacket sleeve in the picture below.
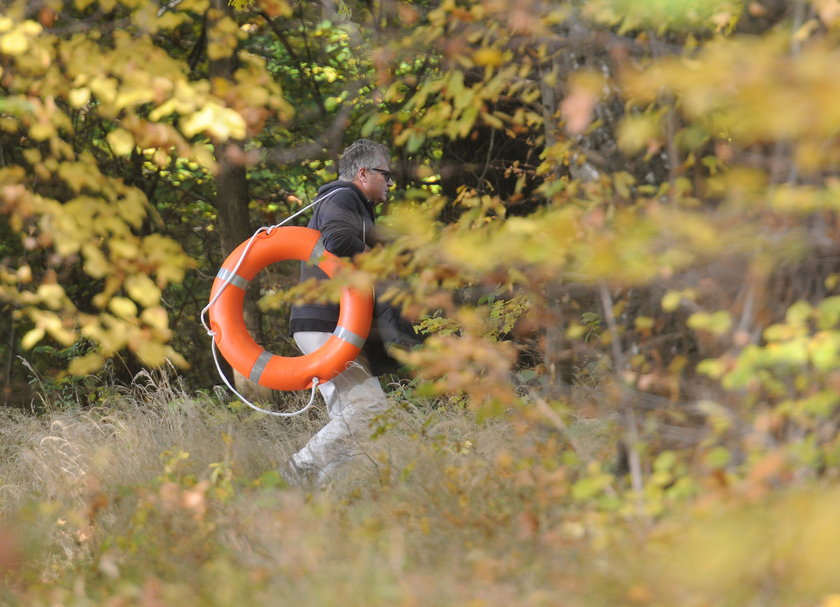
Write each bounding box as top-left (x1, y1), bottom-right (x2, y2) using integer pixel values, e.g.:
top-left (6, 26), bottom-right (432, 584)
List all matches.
top-left (318, 195), bottom-right (368, 258)
top-left (371, 297), bottom-right (426, 348)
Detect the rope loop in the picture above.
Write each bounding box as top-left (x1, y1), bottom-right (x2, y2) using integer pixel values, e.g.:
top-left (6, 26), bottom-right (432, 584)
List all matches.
top-left (201, 187), bottom-right (349, 416)
top-left (210, 339), bottom-right (322, 417)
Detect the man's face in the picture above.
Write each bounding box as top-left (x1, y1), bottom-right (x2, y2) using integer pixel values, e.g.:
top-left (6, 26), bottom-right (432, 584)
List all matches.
top-left (358, 158), bottom-right (393, 204)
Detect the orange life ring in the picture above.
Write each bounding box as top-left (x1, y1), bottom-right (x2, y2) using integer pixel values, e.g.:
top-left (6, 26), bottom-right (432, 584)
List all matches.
top-left (208, 226), bottom-right (373, 391)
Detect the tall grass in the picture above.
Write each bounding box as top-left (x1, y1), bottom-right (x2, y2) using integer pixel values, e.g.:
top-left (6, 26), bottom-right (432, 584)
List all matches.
top-left (4, 371), bottom-right (840, 606)
top-left (0, 370), bottom-right (581, 606)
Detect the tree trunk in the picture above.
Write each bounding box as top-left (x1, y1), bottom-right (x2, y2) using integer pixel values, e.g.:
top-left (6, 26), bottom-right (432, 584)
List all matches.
top-left (208, 0), bottom-right (273, 403)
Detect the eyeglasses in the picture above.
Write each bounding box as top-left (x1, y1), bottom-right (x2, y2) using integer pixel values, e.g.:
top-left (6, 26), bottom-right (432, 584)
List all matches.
top-left (368, 167), bottom-right (392, 182)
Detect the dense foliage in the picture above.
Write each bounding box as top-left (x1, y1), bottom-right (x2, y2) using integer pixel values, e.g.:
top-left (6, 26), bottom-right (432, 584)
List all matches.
top-left (4, 0), bottom-right (840, 603)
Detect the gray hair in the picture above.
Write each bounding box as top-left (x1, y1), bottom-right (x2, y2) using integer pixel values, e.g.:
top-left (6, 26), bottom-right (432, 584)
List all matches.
top-left (338, 139), bottom-right (390, 181)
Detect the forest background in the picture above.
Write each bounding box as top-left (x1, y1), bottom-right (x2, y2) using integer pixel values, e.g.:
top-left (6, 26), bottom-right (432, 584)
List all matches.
top-left (4, 0), bottom-right (840, 604)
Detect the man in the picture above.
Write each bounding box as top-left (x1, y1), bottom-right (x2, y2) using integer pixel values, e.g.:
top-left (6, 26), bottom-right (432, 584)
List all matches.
top-left (282, 139), bottom-right (419, 489)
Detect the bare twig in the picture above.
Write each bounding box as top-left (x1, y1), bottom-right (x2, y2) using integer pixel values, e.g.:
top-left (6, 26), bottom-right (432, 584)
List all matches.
top-left (530, 391), bottom-right (619, 498)
top-left (598, 282), bottom-right (645, 515)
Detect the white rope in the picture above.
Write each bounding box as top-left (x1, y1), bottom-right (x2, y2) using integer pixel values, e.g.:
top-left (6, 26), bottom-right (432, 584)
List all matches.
top-left (201, 188), bottom-right (346, 416)
top-left (210, 338), bottom-right (319, 417)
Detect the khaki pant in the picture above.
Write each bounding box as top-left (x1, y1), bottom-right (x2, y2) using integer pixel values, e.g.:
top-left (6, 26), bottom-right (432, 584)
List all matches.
top-left (290, 332), bottom-right (390, 486)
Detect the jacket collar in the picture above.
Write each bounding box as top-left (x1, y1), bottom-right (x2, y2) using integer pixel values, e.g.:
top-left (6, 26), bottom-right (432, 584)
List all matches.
top-left (319, 180), bottom-right (375, 219)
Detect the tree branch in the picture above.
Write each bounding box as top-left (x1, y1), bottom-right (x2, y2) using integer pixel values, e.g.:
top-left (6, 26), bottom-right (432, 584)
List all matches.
top-left (258, 10), bottom-right (328, 117)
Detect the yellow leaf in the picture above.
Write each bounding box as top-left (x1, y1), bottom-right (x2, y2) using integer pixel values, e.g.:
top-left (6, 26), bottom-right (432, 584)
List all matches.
top-left (106, 128), bottom-right (135, 156)
top-left (165, 346), bottom-right (189, 369)
top-left (20, 327), bottom-right (44, 350)
top-left (688, 310), bottom-right (732, 336)
top-left (0, 30), bottom-right (29, 56)
top-left (82, 244), bottom-right (112, 278)
top-left (661, 290), bottom-right (683, 312)
top-left (57, 162), bottom-right (93, 193)
top-left (89, 76), bottom-right (117, 105)
top-left (109, 296), bottom-right (138, 320)
top-left (109, 236), bottom-right (140, 259)
top-left (472, 48), bottom-right (503, 67)
top-left (20, 20), bottom-right (42, 35)
top-left (29, 122), bottom-right (54, 141)
top-left (181, 103), bottom-right (247, 140)
top-left (618, 114), bottom-right (659, 154)
top-left (126, 274), bottom-right (161, 308)
top-left (42, 312), bottom-right (75, 346)
top-left (68, 352), bottom-right (105, 375)
top-left (635, 316), bottom-right (655, 330)
top-left (181, 0), bottom-right (209, 9)
top-left (134, 339), bottom-right (168, 366)
top-left (22, 148), bottom-right (40, 165)
top-left (16, 265), bottom-right (32, 284)
top-left (115, 187), bottom-right (147, 228)
top-left (207, 41), bottom-right (235, 61)
top-left (37, 283), bottom-right (66, 309)
top-left (141, 234), bottom-right (194, 284)
top-left (193, 145), bottom-right (217, 170)
top-left (114, 87), bottom-right (156, 112)
top-left (141, 306), bottom-right (169, 332)
top-left (88, 315), bottom-right (128, 353)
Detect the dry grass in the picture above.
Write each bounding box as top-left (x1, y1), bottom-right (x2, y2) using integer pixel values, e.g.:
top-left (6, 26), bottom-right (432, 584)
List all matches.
top-left (0, 370), bottom-right (580, 606)
top-left (4, 370), bottom-right (840, 606)
top-left (2, 370), bottom-right (289, 507)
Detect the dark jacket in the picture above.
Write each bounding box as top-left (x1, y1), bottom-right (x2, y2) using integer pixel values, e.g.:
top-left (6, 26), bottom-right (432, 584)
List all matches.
top-left (289, 180), bottom-right (422, 375)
